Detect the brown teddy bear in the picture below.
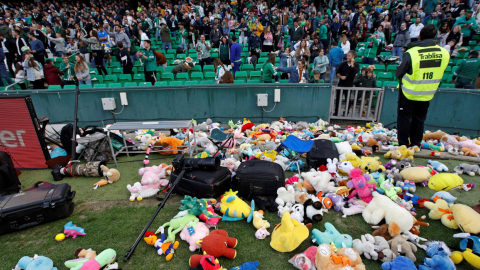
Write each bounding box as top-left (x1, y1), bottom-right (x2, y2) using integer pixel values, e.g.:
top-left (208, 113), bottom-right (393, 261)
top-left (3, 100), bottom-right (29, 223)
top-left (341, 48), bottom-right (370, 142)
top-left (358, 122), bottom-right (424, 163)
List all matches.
top-left (423, 131), bottom-right (447, 141)
top-left (385, 222), bottom-right (418, 262)
top-left (315, 244), bottom-right (366, 270)
top-left (93, 165), bottom-right (120, 187)
top-left (461, 147), bottom-right (479, 157)
top-left (74, 248), bottom-right (97, 260)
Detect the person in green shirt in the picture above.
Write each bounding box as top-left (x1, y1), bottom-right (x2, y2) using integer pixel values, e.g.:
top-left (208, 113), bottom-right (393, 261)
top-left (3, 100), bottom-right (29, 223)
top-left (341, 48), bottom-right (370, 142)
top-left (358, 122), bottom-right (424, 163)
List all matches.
top-left (451, 50), bottom-right (480, 89)
top-left (261, 53), bottom-right (278, 83)
top-left (59, 55), bottom-right (76, 84)
top-left (313, 48), bottom-right (329, 81)
top-left (309, 70), bottom-right (324, 83)
top-left (423, 11), bottom-right (440, 29)
top-left (318, 20), bottom-right (328, 49)
top-left (423, 0), bottom-right (439, 14)
top-left (136, 40), bottom-right (157, 85)
top-left (362, 34), bottom-right (379, 64)
top-left (178, 22), bottom-right (188, 51)
top-left (453, 11), bottom-right (478, 46)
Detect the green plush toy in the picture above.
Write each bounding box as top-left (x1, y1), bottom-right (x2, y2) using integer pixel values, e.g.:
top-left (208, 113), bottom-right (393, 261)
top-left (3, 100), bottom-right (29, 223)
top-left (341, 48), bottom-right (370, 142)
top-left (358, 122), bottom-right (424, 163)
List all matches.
top-left (377, 174), bottom-right (402, 201)
top-left (179, 196), bottom-right (221, 218)
top-left (157, 210), bottom-right (199, 243)
top-left (65, 248), bottom-right (116, 270)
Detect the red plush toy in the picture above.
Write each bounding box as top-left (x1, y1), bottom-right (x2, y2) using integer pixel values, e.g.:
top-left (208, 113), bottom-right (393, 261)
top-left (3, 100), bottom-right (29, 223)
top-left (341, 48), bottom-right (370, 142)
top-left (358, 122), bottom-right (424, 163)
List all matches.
top-left (196, 230), bottom-right (238, 259)
top-left (189, 253), bottom-right (223, 270)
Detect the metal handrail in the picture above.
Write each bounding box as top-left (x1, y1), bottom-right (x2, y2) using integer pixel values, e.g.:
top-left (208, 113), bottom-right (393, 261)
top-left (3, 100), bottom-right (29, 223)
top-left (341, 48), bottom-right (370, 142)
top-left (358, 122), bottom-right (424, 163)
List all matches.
top-left (5, 52), bottom-right (81, 91)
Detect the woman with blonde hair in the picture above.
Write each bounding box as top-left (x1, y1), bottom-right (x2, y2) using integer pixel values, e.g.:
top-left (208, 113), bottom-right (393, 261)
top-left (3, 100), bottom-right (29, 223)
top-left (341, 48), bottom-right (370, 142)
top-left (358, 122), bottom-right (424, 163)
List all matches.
top-left (22, 53), bottom-right (44, 89)
top-left (261, 25), bottom-right (274, 53)
top-left (74, 54), bottom-right (91, 85)
top-left (338, 34), bottom-right (350, 59)
top-left (295, 40), bottom-right (311, 65)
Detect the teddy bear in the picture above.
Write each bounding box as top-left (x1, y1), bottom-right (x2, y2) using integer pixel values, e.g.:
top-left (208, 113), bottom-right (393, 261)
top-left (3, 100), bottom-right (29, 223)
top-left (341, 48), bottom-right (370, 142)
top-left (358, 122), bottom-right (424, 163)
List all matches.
top-left (275, 185), bottom-right (296, 206)
top-left (315, 244), bottom-right (366, 270)
top-left (221, 158), bottom-right (241, 172)
top-left (387, 224), bottom-right (418, 262)
top-left (288, 246), bottom-right (318, 270)
top-left (338, 160), bottom-right (355, 176)
top-left (312, 222), bottom-right (353, 248)
top-left (353, 234), bottom-right (379, 260)
top-left (195, 229), bottom-right (238, 259)
top-left (460, 147), bottom-right (479, 157)
top-left (336, 141), bottom-right (353, 161)
top-left (347, 168), bottom-right (377, 203)
top-left (300, 170), bottom-right (336, 194)
top-left (362, 192), bottom-right (414, 233)
top-left (179, 222), bottom-right (210, 252)
top-left (326, 158), bottom-right (340, 179)
top-left (126, 180), bottom-right (161, 202)
top-left (454, 163), bottom-right (480, 176)
top-left (359, 156), bottom-right (386, 173)
top-left (74, 248), bottom-right (97, 260)
top-left (93, 165), bottom-right (120, 188)
top-left (138, 164), bottom-right (171, 185)
top-left (423, 131), bottom-right (447, 141)
top-left (374, 236), bottom-right (397, 262)
top-left (384, 145), bottom-right (414, 160)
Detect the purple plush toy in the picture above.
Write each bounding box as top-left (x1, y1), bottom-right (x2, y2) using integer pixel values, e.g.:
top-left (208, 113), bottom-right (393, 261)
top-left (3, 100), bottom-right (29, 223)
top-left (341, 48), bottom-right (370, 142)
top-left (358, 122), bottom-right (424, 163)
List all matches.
top-left (326, 193), bottom-right (345, 212)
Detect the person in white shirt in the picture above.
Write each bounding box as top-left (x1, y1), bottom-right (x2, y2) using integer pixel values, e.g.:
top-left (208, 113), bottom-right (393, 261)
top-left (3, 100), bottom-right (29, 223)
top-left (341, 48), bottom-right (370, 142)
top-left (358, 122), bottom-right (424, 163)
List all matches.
top-left (339, 34), bottom-right (350, 59)
top-left (409, 17), bottom-right (424, 42)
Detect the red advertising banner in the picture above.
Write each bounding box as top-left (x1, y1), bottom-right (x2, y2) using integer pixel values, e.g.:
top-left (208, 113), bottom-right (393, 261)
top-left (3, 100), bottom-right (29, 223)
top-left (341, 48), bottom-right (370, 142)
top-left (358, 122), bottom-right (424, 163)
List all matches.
top-left (0, 96), bottom-right (50, 169)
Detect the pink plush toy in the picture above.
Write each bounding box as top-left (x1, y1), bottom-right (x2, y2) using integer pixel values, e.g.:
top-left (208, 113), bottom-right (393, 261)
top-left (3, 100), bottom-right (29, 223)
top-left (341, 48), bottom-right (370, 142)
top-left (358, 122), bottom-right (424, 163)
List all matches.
top-left (179, 222), bottom-right (210, 252)
top-left (285, 176), bottom-right (300, 186)
top-left (138, 165), bottom-right (170, 187)
top-left (347, 168), bottom-right (376, 203)
top-left (199, 204), bottom-right (220, 228)
top-left (288, 246), bottom-right (318, 270)
top-left (459, 140), bottom-right (480, 153)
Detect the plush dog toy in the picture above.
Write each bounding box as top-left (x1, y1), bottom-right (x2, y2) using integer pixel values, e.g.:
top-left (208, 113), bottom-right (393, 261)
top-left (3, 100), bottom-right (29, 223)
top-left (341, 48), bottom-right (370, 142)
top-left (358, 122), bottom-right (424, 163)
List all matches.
top-left (93, 165), bottom-right (120, 188)
top-left (179, 222), bottom-right (210, 252)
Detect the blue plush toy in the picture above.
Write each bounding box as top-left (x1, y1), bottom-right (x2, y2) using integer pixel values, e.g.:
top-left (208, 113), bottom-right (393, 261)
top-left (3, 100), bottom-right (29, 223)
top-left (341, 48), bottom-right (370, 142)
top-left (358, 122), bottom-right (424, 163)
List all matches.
top-left (418, 241), bottom-right (456, 270)
top-left (312, 222), bottom-right (353, 248)
top-left (427, 160), bottom-right (448, 172)
top-left (431, 191), bottom-right (457, 205)
top-left (403, 193), bottom-right (421, 205)
top-left (14, 255), bottom-right (58, 270)
top-left (381, 256), bottom-right (417, 270)
top-left (230, 261), bottom-right (260, 270)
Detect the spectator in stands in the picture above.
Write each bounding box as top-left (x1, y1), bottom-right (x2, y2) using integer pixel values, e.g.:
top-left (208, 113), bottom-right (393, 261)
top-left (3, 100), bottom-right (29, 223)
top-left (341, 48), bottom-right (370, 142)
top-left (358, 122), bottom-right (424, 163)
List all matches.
top-left (107, 25), bottom-right (131, 51)
top-left (14, 30), bottom-right (29, 61)
top-left (219, 36), bottom-right (232, 65)
top-left (210, 24), bottom-right (222, 48)
top-left (354, 68), bottom-right (377, 87)
top-left (339, 20), bottom-right (350, 37)
top-left (393, 22), bottom-right (411, 63)
top-left (409, 17), bottom-right (424, 42)
top-left (290, 19), bottom-right (304, 50)
top-left (160, 22), bottom-right (171, 51)
top-left (77, 39), bottom-right (90, 64)
top-left (454, 11), bottom-right (477, 46)
top-left (445, 25), bottom-right (462, 48)
top-left (65, 39), bottom-right (78, 55)
top-left (14, 64), bottom-right (26, 90)
top-left (275, 58), bottom-right (309, 83)
top-left (349, 31), bottom-right (359, 51)
top-left (230, 36), bottom-right (242, 76)
top-left (261, 53), bottom-right (279, 83)
top-left (339, 34), bottom-right (350, 59)
top-left (172, 60), bottom-right (193, 77)
top-left (43, 59), bottom-right (64, 87)
top-left (309, 70), bottom-right (324, 83)
top-left (221, 19), bottom-right (230, 37)
top-left (154, 50), bottom-right (167, 72)
top-left (423, 11), bottom-right (441, 29)
top-left (98, 24), bottom-right (112, 66)
top-left (262, 26), bottom-right (274, 53)
top-left (248, 29), bottom-right (261, 59)
top-left (238, 18), bottom-right (249, 47)
top-left (309, 38), bottom-right (322, 63)
top-left (117, 41), bottom-right (133, 75)
top-left (1, 33), bottom-right (15, 78)
top-left (438, 23), bottom-right (451, 47)
top-left (28, 32), bottom-right (45, 66)
top-left (196, 34), bottom-right (212, 70)
top-left (295, 40), bottom-right (310, 65)
top-left (313, 48), bottom-right (329, 82)
top-left (356, 17), bottom-right (368, 41)
top-left (47, 32), bottom-right (65, 57)
top-left (188, 24), bottom-right (199, 49)
top-left (252, 18), bottom-right (264, 37)
top-left (331, 17), bottom-right (340, 42)
top-left (214, 58), bottom-right (232, 84)
top-left (276, 47), bottom-right (295, 80)
top-left (362, 34), bottom-right (379, 65)
top-left (178, 23), bottom-right (188, 50)
top-left (137, 40), bottom-right (157, 85)
top-left (22, 53), bottom-right (44, 89)
top-left (328, 43), bottom-right (344, 84)
top-left (334, 50), bottom-right (359, 116)
top-left (59, 56), bottom-right (76, 85)
top-left (74, 55), bottom-right (91, 85)
top-left (0, 42), bottom-right (12, 87)
top-left (78, 30), bottom-right (108, 76)
top-left (451, 50), bottom-right (480, 89)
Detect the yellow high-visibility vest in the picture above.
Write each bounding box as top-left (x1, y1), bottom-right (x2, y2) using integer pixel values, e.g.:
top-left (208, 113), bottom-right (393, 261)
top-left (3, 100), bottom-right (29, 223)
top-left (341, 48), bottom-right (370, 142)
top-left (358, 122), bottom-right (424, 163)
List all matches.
top-left (401, 45), bottom-right (450, 101)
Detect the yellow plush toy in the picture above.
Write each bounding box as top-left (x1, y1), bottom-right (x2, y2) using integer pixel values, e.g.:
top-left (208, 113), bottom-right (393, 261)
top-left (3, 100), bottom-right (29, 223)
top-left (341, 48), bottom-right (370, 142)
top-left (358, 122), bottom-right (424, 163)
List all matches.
top-left (270, 212), bottom-right (309, 252)
top-left (220, 190), bottom-right (251, 221)
top-left (255, 150), bottom-right (277, 161)
top-left (384, 145), bottom-right (414, 160)
top-left (424, 198), bottom-right (458, 229)
top-left (343, 153), bottom-right (361, 168)
top-left (400, 167), bottom-right (432, 183)
top-left (358, 156), bottom-right (385, 173)
top-left (252, 210), bottom-right (270, 229)
top-left (451, 204), bottom-right (480, 234)
top-left (427, 173), bottom-right (464, 191)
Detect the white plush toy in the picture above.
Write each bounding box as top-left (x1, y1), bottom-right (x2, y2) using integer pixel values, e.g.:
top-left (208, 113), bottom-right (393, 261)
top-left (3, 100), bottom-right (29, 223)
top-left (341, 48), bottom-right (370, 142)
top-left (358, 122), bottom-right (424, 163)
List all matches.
top-left (275, 185), bottom-right (296, 206)
top-left (342, 204), bottom-right (366, 218)
top-left (126, 182), bottom-right (160, 201)
top-left (290, 204), bottom-right (305, 223)
top-left (353, 234), bottom-right (379, 260)
top-left (300, 170), bottom-right (336, 194)
top-left (270, 121), bottom-right (284, 132)
top-left (338, 160), bottom-right (354, 176)
top-left (326, 158), bottom-right (340, 179)
top-left (277, 203), bottom-right (293, 217)
top-left (335, 141), bottom-right (353, 161)
top-left (362, 192), bottom-right (414, 233)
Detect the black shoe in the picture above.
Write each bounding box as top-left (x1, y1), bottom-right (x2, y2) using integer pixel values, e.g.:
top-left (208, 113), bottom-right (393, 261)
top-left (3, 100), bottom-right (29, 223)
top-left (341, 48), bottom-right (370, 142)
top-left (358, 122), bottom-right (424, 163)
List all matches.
top-left (51, 164), bottom-right (65, 181)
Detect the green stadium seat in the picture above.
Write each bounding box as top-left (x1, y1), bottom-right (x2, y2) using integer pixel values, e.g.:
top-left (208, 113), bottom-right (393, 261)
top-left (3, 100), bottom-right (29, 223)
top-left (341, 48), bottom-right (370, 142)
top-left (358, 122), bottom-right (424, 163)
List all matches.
top-left (451, 66), bottom-right (458, 75)
top-left (161, 73), bottom-right (174, 82)
top-left (109, 62), bottom-right (121, 68)
top-left (123, 82), bottom-right (137, 87)
top-left (139, 82), bottom-right (153, 87)
top-left (235, 71), bottom-right (248, 81)
top-left (386, 65), bottom-right (397, 72)
top-left (374, 64), bottom-right (385, 71)
top-left (185, 80), bottom-right (199, 85)
top-left (257, 58), bottom-right (267, 65)
top-left (200, 80), bottom-right (215, 84)
top-left (355, 58), bottom-right (362, 63)
top-left (63, 85), bottom-right (76, 89)
top-left (190, 72), bottom-right (204, 81)
top-left (249, 71), bottom-right (262, 80)
top-left (247, 79), bottom-right (261, 83)
top-left (133, 74), bottom-right (144, 83)
top-left (79, 84), bottom-right (92, 88)
top-left (443, 66), bottom-right (452, 75)
top-left (234, 79), bottom-right (246, 84)
top-left (376, 81), bottom-right (383, 87)
top-left (441, 83), bottom-right (456, 88)
top-left (94, 84), bottom-right (107, 88)
top-left (137, 66), bottom-right (144, 73)
top-left (165, 66), bottom-right (174, 73)
top-left (455, 59), bottom-right (464, 66)
top-left (441, 74), bottom-right (450, 83)
top-left (176, 54), bottom-right (187, 60)
top-left (154, 81), bottom-right (168, 86)
top-left (205, 72), bottom-right (216, 81)
top-left (383, 81), bottom-right (398, 88)
top-left (169, 81), bottom-right (184, 85)
top-left (156, 66), bottom-right (164, 73)
top-left (131, 67), bottom-right (138, 74)
top-left (118, 74), bottom-right (132, 85)
top-left (190, 65), bottom-right (202, 73)
top-left (474, 46), bottom-right (480, 51)
top-left (103, 75), bottom-right (118, 84)
top-left (211, 52), bottom-right (219, 59)
top-left (175, 73), bottom-right (189, 82)
top-left (108, 83), bottom-right (122, 88)
top-left (89, 68), bottom-right (98, 75)
top-left (359, 64), bottom-right (369, 69)
top-left (242, 64), bottom-right (254, 71)
top-left (279, 79), bottom-right (289, 83)
top-left (48, 85), bottom-right (62, 89)
top-left (377, 72), bottom-right (393, 82)
top-left (202, 65), bottom-right (214, 74)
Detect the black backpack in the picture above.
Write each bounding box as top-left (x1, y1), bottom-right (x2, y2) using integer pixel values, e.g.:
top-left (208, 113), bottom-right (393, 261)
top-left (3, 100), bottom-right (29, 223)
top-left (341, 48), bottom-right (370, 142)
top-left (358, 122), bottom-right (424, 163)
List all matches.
top-left (306, 139), bottom-right (339, 169)
top-left (60, 124), bottom-right (80, 156)
top-left (0, 151), bottom-right (21, 196)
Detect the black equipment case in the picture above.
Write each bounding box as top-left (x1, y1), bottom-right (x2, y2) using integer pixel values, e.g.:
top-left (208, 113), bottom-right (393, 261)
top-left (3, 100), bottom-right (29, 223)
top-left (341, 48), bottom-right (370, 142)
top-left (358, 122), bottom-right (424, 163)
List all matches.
top-left (233, 160), bottom-right (285, 196)
top-left (172, 167), bottom-right (231, 198)
top-left (0, 151), bottom-right (21, 196)
top-left (306, 139), bottom-right (339, 168)
top-left (0, 183), bottom-right (75, 235)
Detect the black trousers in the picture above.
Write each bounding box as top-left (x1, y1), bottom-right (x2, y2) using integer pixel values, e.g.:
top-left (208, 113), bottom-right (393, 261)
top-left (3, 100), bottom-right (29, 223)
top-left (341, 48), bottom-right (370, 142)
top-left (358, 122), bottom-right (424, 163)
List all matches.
top-left (123, 63), bottom-right (133, 75)
top-left (397, 89), bottom-right (430, 147)
top-left (144, 70), bottom-right (157, 85)
top-left (6, 57), bottom-right (15, 77)
top-left (199, 57), bottom-right (212, 71)
top-left (34, 54), bottom-right (45, 67)
top-left (334, 89), bottom-right (353, 116)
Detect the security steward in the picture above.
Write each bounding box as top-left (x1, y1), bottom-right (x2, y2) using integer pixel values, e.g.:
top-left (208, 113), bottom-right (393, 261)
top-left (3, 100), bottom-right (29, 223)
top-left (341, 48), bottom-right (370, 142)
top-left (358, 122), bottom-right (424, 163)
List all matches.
top-left (450, 50), bottom-right (480, 89)
top-left (396, 25), bottom-right (450, 147)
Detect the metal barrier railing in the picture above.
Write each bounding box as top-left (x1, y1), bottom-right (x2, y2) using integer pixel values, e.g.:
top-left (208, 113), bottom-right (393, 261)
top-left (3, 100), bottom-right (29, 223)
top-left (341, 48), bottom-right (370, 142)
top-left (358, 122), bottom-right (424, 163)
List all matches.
top-left (329, 87), bottom-right (385, 122)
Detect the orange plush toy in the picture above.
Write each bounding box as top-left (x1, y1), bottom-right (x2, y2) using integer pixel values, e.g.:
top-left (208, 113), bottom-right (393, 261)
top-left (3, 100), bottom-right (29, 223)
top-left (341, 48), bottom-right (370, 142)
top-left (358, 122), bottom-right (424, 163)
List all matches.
top-left (155, 134), bottom-right (185, 155)
top-left (196, 230), bottom-right (238, 259)
top-left (315, 244), bottom-right (366, 270)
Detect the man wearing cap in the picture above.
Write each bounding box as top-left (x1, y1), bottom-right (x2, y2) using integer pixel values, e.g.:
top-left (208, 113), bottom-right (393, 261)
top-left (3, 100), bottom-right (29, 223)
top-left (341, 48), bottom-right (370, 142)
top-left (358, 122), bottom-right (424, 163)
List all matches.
top-left (28, 31), bottom-right (45, 66)
top-left (450, 50), bottom-right (480, 89)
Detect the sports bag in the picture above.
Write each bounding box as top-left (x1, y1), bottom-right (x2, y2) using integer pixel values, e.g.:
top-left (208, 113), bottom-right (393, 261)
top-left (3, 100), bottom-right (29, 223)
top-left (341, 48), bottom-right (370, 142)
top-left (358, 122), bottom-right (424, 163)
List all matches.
top-left (171, 167), bottom-right (231, 198)
top-left (233, 160), bottom-right (285, 196)
top-left (306, 139), bottom-right (339, 168)
top-left (0, 151), bottom-right (21, 196)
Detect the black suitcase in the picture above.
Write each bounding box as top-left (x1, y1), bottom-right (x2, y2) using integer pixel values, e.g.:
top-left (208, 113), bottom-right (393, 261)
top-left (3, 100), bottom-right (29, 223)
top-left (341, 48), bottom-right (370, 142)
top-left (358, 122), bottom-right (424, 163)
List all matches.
top-left (172, 167), bottom-right (231, 198)
top-left (233, 160), bottom-right (285, 196)
top-left (0, 151), bottom-right (21, 196)
top-left (306, 139), bottom-right (339, 168)
top-left (0, 183), bottom-right (75, 235)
